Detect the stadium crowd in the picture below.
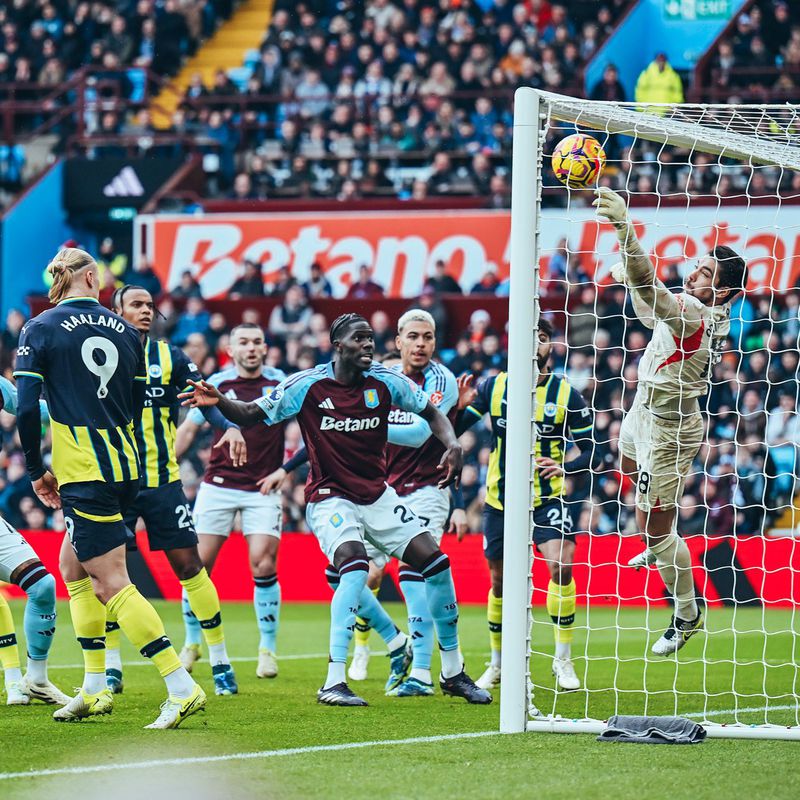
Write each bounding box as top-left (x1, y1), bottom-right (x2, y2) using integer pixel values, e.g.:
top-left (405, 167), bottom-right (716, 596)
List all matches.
top-left (0, 254), bottom-right (797, 540)
top-left (706, 0), bottom-right (800, 103)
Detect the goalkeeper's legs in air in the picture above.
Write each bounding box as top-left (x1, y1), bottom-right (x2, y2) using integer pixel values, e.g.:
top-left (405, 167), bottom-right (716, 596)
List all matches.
top-left (537, 532), bottom-right (579, 691)
top-left (621, 452), bottom-right (703, 656)
top-left (348, 559), bottom-right (385, 682)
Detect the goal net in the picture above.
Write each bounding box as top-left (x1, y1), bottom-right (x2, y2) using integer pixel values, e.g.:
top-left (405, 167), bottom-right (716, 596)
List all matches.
top-left (502, 88), bottom-right (800, 741)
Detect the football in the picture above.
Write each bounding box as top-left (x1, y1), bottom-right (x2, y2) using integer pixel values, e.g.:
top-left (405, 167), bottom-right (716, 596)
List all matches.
top-left (551, 133), bottom-right (607, 189)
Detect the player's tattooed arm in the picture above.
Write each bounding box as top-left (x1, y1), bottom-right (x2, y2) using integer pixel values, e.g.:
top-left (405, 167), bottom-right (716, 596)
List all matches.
top-left (419, 401), bottom-right (463, 488)
top-left (179, 379), bottom-right (266, 426)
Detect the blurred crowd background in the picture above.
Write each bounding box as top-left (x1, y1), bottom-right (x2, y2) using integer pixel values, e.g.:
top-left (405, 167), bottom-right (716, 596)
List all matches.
top-left (1, 263), bottom-right (797, 539)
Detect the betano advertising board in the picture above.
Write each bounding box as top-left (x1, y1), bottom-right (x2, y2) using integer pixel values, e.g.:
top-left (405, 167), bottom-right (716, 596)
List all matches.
top-left (136, 207), bottom-right (800, 297)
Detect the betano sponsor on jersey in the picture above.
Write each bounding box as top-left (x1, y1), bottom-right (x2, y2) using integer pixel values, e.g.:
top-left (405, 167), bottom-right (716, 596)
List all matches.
top-left (320, 415), bottom-right (380, 432)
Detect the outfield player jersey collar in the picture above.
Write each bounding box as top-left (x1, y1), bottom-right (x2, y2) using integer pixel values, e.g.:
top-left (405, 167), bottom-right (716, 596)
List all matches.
top-left (324, 360), bottom-right (378, 382)
top-left (57, 296), bottom-right (100, 306)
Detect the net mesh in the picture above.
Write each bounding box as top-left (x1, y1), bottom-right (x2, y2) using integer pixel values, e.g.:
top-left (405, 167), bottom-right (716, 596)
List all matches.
top-left (524, 93), bottom-right (800, 733)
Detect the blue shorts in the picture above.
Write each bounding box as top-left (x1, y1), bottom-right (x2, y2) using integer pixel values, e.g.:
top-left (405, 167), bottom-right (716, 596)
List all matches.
top-left (62, 480), bottom-right (140, 562)
top-left (123, 481), bottom-right (198, 552)
top-left (482, 500), bottom-right (575, 561)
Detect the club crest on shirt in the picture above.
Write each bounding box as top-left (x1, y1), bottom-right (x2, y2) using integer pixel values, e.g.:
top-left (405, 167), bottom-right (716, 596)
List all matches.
top-left (148, 364), bottom-right (162, 379)
top-left (544, 402), bottom-right (557, 417)
top-left (330, 513), bottom-right (343, 528)
top-left (429, 390), bottom-right (444, 405)
top-left (364, 389), bottom-right (379, 408)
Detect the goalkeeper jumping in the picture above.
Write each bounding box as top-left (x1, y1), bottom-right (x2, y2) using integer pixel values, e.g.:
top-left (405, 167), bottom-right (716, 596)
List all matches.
top-left (594, 187), bottom-right (747, 656)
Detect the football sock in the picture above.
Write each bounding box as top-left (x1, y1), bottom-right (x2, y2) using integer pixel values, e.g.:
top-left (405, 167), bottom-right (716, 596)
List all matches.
top-left (106, 584), bottom-right (183, 683)
top-left (420, 552), bottom-right (462, 678)
top-left (181, 568), bottom-right (228, 665)
top-left (327, 556), bottom-right (368, 682)
top-left (547, 579), bottom-right (576, 659)
top-left (66, 577), bottom-right (106, 691)
top-left (18, 564), bottom-right (56, 662)
top-left (181, 588), bottom-right (202, 648)
top-left (0, 593), bottom-right (21, 683)
top-left (325, 565), bottom-right (399, 649)
top-left (399, 566), bottom-right (433, 671)
top-left (651, 533), bottom-right (698, 621)
top-left (254, 573), bottom-right (281, 653)
top-left (105, 619), bottom-right (122, 671)
top-left (354, 587), bottom-right (400, 648)
top-left (354, 588), bottom-right (378, 648)
top-left (487, 589), bottom-right (503, 668)
top-left (26, 656), bottom-right (46, 684)
top-left (325, 660), bottom-right (346, 688)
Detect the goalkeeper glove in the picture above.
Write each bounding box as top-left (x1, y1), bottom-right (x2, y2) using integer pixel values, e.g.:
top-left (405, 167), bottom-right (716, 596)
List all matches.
top-left (592, 187), bottom-right (628, 226)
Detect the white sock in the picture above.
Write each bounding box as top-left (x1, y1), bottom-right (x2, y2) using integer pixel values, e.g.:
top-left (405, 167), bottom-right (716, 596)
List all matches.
top-left (208, 641), bottom-right (230, 666)
top-left (651, 533), bottom-right (698, 621)
top-left (105, 647), bottom-right (122, 672)
top-left (4, 666), bottom-right (23, 685)
top-left (164, 666), bottom-right (195, 699)
top-left (26, 657), bottom-right (47, 684)
top-left (410, 667), bottom-right (432, 684)
top-left (440, 648), bottom-right (463, 679)
top-left (386, 631), bottom-right (406, 654)
top-left (354, 644), bottom-right (369, 656)
top-left (490, 650), bottom-right (501, 668)
top-left (555, 642), bottom-right (571, 660)
top-left (324, 660), bottom-right (346, 689)
top-left (82, 672), bottom-right (106, 694)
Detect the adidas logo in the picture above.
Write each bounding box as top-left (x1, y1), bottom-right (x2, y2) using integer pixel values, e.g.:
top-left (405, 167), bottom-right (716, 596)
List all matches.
top-left (318, 397), bottom-right (335, 409)
top-left (103, 166), bottom-right (145, 198)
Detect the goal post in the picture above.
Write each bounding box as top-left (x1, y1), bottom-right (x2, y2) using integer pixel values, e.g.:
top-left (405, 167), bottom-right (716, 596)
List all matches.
top-left (502, 88), bottom-right (800, 740)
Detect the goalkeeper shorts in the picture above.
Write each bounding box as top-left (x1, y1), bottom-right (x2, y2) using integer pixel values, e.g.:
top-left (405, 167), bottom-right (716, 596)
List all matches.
top-left (619, 399), bottom-right (704, 513)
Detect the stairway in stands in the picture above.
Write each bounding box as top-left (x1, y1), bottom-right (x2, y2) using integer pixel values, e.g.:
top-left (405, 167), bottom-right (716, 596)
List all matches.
top-left (151, 0), bottom-right (273, 129)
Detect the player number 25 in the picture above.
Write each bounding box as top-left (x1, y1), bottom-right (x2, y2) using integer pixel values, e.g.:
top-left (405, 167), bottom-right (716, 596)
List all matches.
top-left (175, 504), bottom-right (193, 529)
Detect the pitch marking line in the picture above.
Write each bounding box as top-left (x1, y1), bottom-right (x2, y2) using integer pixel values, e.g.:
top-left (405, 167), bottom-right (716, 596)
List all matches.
top-left (684, 704), bottom-right (798, 719)
top-left (2, 705), bottom-right (798, 781)
top-left (46, 653), bottom-right (329, 670)
top-left (0, 731), bottom-right (502, 781)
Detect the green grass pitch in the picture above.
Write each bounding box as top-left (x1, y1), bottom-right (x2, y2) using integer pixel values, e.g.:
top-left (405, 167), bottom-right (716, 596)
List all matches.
top-left (1, 600), bottom-right (798, 800)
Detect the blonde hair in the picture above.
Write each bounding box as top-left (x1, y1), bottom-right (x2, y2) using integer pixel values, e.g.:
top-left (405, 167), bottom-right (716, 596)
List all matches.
top-left (47, 248), bottom-right (97, 304)
top-left (397, 308), bottom-right (436, 334)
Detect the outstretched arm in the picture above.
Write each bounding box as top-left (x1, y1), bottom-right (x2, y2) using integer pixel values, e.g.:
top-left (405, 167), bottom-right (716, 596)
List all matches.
top-left (594, 188), bottom-right (701, 336)
top-left (179, 379), bottom-right (266, 427)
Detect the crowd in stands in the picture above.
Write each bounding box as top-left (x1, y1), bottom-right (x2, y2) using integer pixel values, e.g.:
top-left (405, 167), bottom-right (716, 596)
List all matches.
top-left (0, 251), bottom-right (798, 539)
top-left (707, 1), bottom-right (800, 103)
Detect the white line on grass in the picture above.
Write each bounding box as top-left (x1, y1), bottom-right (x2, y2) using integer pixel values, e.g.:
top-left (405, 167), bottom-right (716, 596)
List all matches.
top-left (0, 731), bottom-right (503, 781)
top-left (3, 704), bottom-right (798, 781)
top-left (684, 704), bottom-right (798, 718)
top-left (46, 653), bottom-right (329, 670)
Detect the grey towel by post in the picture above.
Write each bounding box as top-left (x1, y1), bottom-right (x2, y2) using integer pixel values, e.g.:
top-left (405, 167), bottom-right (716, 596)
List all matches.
top-left (598, 715), bottom-right (707, 744)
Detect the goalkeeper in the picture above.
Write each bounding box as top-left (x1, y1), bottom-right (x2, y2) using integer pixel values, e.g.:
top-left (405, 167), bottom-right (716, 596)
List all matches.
top-left (594, 187), bottom-right (747, 655)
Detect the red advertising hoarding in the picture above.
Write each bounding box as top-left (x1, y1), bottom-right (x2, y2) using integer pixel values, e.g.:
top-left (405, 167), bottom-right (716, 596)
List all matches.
top-left (137, 207), bottom-right (800, 298)
top-left (4, 532), bottom-right (798, 608)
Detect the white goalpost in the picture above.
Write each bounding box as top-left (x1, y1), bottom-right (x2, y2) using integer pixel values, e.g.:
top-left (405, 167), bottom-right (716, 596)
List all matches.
top-left (502, 87), bottom-right (800, 740)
